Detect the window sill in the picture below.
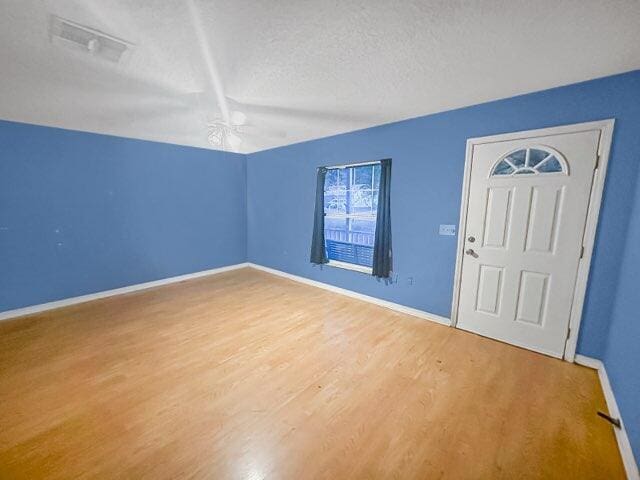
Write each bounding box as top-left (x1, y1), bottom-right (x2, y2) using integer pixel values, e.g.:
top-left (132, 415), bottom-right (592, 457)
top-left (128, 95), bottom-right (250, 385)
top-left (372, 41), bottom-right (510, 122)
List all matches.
top-left (326, 260), bottom-right (372, 275)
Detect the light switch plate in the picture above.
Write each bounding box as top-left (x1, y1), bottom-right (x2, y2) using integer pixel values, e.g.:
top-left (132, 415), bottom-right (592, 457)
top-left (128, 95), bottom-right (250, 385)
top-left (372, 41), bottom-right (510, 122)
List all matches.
top-left (439, 224), bottom-right (456, 236)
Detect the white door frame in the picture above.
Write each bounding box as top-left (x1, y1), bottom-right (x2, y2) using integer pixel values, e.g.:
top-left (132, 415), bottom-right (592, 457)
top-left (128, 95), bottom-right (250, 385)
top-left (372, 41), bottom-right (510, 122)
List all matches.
top-left (450, 119), bottom-right (615, 362)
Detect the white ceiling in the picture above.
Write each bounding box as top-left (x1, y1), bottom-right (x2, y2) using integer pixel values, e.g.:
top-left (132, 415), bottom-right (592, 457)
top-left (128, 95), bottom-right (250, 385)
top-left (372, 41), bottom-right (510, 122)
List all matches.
top-left (0, 0), bottom-right (639, 154)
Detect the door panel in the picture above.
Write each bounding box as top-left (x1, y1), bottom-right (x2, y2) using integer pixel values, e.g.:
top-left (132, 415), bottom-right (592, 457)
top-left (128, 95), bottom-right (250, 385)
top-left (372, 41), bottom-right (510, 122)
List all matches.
top-left (524, 186), bottom-right (563, 254)
top-left (476, 265), bottom-right (504, 315)
top-left (457, 130), bottom-right (600, 358)
top-left (515, 270), bottom-right (549, 326)
top-left (482, 187), bottom-right (513, 249)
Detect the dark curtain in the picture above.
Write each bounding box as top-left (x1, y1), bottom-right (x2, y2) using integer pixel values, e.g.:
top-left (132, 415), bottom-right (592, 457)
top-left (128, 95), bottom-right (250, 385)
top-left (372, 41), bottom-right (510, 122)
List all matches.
top-left (310, 167), bottom-right (328, 265)
top-left (373, 159), bottom-right (392, 278)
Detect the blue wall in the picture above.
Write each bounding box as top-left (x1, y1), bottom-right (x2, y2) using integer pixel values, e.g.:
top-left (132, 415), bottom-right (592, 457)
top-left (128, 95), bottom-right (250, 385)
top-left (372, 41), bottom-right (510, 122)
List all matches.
top-left (247, 70), bottom-right (640, 359)
top-left (248, 73), bottom-right (640, 462)
top-left (1, 71), bottom-right (637, 462)
top-left (0, 121), bottom-right (247, 312)
top-left (603, 172), bottom-right (640, 465)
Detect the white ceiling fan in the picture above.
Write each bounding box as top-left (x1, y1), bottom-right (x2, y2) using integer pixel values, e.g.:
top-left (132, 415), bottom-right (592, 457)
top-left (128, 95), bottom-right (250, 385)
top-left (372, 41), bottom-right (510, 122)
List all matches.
top-left (206, 110), bottom-right (246, 150)
top-left (187, 0), bottom-right (266, 152)
top-left (185, 0), bottom-right (301, 151)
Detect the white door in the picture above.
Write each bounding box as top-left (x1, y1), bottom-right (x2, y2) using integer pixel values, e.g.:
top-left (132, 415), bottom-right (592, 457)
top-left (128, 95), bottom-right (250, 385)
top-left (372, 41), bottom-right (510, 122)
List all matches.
top-left (456, 129), bottom-right (601, 358)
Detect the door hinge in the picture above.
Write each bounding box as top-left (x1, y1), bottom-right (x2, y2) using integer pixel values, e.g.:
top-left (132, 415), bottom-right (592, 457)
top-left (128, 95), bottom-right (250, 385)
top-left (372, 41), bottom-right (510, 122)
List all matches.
top-left (580, 246), bottom-right (585, 259)
top-left (566, 327), bottom-right (572, 340)
top-left (594, 154), bottom-right (600, 170)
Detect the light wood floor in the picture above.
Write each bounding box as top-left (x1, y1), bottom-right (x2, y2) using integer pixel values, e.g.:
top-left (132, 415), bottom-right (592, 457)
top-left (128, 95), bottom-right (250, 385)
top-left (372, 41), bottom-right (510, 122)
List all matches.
top-left (0, 268), bottom-right (624, 479)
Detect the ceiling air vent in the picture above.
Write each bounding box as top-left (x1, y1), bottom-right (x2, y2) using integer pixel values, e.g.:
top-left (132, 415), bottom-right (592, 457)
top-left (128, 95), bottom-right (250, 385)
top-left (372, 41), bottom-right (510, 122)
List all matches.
top-left (49, 15), bottom-right (133, 64)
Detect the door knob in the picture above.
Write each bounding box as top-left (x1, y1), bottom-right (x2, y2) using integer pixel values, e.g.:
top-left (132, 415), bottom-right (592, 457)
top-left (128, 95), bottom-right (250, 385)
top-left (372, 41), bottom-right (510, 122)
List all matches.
top-left (465, 248), bottom-right (478, 258)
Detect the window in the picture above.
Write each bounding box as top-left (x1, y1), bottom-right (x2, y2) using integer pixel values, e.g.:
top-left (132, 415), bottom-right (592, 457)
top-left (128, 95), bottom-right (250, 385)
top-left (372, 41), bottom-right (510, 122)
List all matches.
top-left (491, 147), bottom-right (567, 176)
top-left (324, 163), bottom-right (381, 271)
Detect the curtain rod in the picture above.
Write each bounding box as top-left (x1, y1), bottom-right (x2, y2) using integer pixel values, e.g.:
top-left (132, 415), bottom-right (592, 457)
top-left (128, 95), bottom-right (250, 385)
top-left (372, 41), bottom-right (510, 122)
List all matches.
top-left (318, 160), bottom-right (382, 170)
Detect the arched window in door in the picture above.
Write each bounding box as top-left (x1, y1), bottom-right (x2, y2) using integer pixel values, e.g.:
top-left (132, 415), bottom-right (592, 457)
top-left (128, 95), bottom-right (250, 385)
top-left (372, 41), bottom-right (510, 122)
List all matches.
top-left (491, 147), bottom-right (568, 176)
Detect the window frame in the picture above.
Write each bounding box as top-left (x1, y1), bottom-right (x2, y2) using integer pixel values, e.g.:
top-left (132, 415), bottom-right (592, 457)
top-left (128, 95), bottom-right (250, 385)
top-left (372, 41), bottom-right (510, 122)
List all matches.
top-left (323, 160), bottom-right (381, 274)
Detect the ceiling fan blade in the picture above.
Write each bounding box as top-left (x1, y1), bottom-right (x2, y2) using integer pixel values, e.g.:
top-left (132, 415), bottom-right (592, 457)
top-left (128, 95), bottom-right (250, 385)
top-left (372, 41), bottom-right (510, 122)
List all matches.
top-left (120, 104), bottom-right (196, 122)
top-left (239, 124), bottom-right (287, 139)
top-left (225, 96), bottom-right (375, 124)
top-left (234, 133), bottom-right (280, 153)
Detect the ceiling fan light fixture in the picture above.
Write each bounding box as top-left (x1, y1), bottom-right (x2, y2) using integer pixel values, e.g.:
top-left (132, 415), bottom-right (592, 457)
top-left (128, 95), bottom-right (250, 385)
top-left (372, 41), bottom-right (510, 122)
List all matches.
top-left (207, 122), bottom-right (242, 150)
top-left (226, 131), bottom-right (242, 149)
top-left (207, 123), bottom-right (225, 147)
top-left (230, 110), bottom-right (247, 126)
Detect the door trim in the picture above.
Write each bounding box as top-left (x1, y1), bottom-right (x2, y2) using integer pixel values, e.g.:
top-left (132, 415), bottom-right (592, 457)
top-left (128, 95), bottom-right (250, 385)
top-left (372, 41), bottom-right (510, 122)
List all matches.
top-left (450, 119), bottom-right (615, 361)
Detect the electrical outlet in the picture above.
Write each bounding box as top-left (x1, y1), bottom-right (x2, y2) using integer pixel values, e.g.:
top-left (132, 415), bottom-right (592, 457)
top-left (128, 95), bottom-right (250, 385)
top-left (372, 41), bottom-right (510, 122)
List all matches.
top-left (439, 224), bottom-right (456, 236)
top-left (407, 276), bottom-right (414, 285)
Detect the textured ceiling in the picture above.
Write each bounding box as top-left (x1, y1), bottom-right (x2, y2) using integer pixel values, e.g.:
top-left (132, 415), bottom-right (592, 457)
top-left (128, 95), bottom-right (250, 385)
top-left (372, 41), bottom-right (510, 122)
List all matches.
top-left (0, 0), bottom-right (639, 154)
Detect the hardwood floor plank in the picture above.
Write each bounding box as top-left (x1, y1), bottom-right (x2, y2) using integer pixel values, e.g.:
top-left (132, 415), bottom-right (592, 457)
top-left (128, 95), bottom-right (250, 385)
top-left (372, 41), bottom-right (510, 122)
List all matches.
top-left (0, 267), bottom-right (625, 479)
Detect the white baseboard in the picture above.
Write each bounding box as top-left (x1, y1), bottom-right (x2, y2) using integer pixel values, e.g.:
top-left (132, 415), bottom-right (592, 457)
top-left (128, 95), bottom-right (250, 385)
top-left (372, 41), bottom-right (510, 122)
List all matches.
top-left (575, 354), bottom-right (639, 480)
top-left (247, 263), bottom-right (451, 327)
top-left (574, 354), bottom-right (602, 370)
top-left (0, 262), bottom-right (250, 322)
top-left (2, 260), bottom-right (449, 327)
